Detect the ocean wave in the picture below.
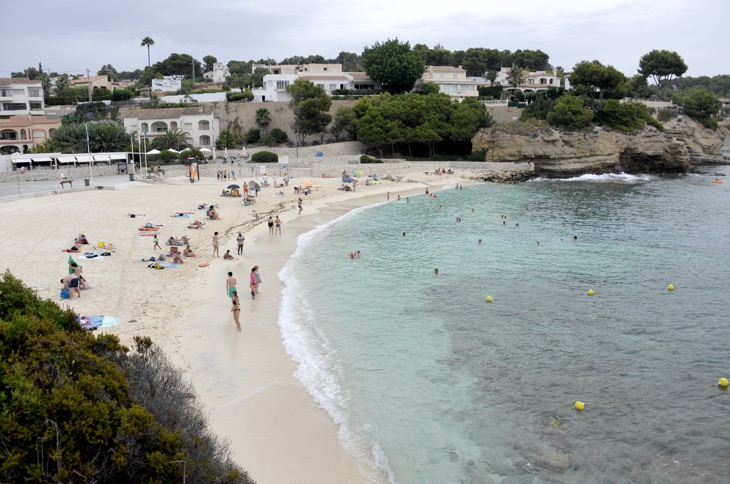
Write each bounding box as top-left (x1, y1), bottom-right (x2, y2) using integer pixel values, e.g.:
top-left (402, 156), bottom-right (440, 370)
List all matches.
top-left (532, 172), bottom-right (654, 184)
top-left (278, 212), bottom-right (395, 483)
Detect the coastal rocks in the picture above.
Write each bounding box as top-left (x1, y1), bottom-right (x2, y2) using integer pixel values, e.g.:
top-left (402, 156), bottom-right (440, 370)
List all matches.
top-left (468, 169), bottom-right (535, 183)
top-left (471, 117), bottom-right (727, 178)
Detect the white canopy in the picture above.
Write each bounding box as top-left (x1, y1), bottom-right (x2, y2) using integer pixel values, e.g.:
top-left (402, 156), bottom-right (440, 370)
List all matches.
top-left (146, 149), bottom-right (161, 155)
top-left (110, 154), bottom-right (127, 160)
top-left (76, 155), bottom-right (93, 163)
top-left (93, 154), bottom-right (111, 162)
top-left (199, 147), bottom-right (212, 153)
top-left (166, 148), bottom-right (179, 153)
top-left (10, 158), bottom-right (32, 164)
top-left (57, 156), bottom-right (77, 164)
top-left (31, 156), bottom-right (53, 162)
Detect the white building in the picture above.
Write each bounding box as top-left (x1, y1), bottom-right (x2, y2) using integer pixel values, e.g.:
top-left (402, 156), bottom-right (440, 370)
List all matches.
top-left (416, 66), bottom-right (479, 100)
top-left (253, 65), bottom-right (381, 102)
top-left (123, 107), bottom-right (220, 148)
top-left (0, 78), bottom-right (61, 154)
top-left (494, 67), bottom-right (562, 94)
top-left (203, 62), bottom-right (231, 83)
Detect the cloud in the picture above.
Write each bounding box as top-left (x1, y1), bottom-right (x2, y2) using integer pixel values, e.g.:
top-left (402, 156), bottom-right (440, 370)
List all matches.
top-left (2, 0), bottom-right (726, 78)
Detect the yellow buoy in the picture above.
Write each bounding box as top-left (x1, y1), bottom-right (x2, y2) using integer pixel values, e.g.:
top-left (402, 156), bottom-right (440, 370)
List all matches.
top-left (574, 401), bottom-right (585, 411)
top-left (719, 377), bottom-right (729, 388)
top-left (667, 284), bottom-right (675, 291)
top-left (485, 296), bottom-right (493, 303)
top-left (587, 289), bottom-right (595, 296)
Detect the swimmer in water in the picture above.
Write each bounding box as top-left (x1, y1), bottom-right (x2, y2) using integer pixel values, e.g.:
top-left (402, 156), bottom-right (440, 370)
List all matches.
top-left (478, 239), bottom-right (482, 245)
top-left (434, 268), bottom-right (439, 276)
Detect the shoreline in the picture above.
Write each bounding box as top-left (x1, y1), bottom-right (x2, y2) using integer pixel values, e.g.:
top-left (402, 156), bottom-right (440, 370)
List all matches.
top-left (0, 172), bottom-right (471, 483)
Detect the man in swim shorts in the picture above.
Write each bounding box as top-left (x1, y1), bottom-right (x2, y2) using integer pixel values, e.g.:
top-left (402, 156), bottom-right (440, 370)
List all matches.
top-left (236, 232), bottom-right (245, 255)
top-left (226, 272), bottom-right (237, 300)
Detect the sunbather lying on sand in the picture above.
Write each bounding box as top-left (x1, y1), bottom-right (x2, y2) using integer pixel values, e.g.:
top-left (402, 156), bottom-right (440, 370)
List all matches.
top-left (188, 220), bottom-right (204, 229)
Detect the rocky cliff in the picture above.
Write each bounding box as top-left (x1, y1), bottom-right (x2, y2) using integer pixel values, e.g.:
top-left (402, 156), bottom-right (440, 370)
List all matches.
top-left (471, 117), bottom-right (729, 178)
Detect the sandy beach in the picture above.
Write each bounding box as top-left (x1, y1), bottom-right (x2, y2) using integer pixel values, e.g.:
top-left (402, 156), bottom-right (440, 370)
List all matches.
top-left (0, 169), bottom-right (472, 483)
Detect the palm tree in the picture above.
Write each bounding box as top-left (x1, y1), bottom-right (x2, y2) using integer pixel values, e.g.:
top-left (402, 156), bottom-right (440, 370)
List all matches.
top-left (505, 63), bottom-right (526, 101)
top-left (255, 108), bottom-right (272, 136)
top-left (141, 36), bottom-right (155, 68)
top-left (152, 129), bottom-right (191, 151)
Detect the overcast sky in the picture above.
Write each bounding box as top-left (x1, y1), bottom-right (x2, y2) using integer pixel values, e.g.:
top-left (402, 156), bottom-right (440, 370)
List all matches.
top-left (3, 0), bottom-right (726, 79)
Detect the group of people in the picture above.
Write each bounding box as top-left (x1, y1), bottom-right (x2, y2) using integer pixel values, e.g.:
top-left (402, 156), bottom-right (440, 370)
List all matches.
top-left (226, 266), bottom-right (262, 331)
top-left (267, 216), bottom-right (282, 236)
top-left (433, 168), bottom-right (454, 175)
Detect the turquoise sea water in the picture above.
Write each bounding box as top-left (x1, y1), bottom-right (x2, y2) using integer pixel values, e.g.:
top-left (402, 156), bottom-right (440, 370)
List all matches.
top-left (279, 169), bottom-right (730, 483)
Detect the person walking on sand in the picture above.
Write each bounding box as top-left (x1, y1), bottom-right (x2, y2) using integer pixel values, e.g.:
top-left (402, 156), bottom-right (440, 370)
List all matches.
top-left (226, 271), bottom-right (237, 300)
top-left (213, 232), bottom-right (220, 257)
top-left (298, 197), bottom-right (303, 215)
top-left (236, 232), bottom-right (245, 255)
top-left (249, 266), bottom-right (259, 299)
top-left (153, 234), bottom-right (161, 250)
top-left (231, 291), bottom-right (241, 331)
top-left (274, 216), bottom-right (282, 235)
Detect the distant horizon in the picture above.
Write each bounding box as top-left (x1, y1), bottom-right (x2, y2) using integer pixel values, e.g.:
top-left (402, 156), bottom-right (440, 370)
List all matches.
top-left (1, 0), bottom-right (725, 80)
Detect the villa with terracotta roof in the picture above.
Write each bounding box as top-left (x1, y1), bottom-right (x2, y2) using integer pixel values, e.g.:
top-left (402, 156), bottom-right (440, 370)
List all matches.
top-left (493, 67), bottom-right (563, 94)
top-left (0, 78), bottom-right (61, 154)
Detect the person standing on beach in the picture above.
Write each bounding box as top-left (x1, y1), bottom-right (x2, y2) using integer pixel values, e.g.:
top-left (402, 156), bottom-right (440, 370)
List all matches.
top-left (268, 216), bottom-right (274, 235)
top-left (274, 216), bottom-right (282, 235)
top-left (249, 266), bottom-right (259, 299)
top-left (231, 291), bottom-right (241, 331)
top-left (226, 271), bottom-right (237, 300)
top-left (213, 232), bottom-right (220, 257)
top-left (236, 232), bottom-right (245, 255)
top-left (298, 197), bottom-right (303, 215)
top-left (153, 234), bottom-right (161, 250)
top-left (253, 265), bottom-right (261, 294)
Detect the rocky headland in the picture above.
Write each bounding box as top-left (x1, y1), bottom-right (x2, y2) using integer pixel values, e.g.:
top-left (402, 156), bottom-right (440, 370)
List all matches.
top-left (471, 116), bottom-right (729, 178)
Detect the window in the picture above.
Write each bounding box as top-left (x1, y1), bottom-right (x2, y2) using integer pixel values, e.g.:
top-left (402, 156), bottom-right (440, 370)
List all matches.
top-left (199, 135), bottom-right (210, 145)
top-left (30, 102), bottom-right (42, 111)
top-left (539, 78), bottom-right (547, 84)
top-left (329, 84), bottom-right (337, 91)
top-left (20, 129), bottom-right (27, 139)
top-left (49, 128), bottom-right (57, 137)
top-left (276, 81), bottom-right (289, 90)
top-left (184, 123), bottom-right (193, 130)
top-left (0, 130), bottom-right (18, 140)
top-left (32, 130), bottom-right (45, 139)
top-left (141, 122), bottom-right (149, 133)
top-left (170, 121), bottom-right (178, 130)
top-left (0, 89), bottom-right (10, 97)
top-left (3, 103), bottom-right (26, 111)
top-left (28, 88), bottom-right (41, 97)
top-left (198, 120), bottom-right (210, 130)
top-left (549, 79), bottom-right (554, 85)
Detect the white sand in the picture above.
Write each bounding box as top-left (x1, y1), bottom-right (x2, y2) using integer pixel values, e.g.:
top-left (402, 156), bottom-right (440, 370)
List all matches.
top-left (0, 170), bottom-right (471, 483)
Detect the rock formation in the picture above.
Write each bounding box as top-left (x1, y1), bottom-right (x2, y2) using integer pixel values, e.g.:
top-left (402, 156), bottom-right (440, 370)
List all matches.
top-left (471, 117), bottom-right (728, 178)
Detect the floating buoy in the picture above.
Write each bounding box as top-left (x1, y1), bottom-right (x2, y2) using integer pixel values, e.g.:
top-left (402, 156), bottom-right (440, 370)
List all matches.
top-left (713, 179), bottom-right (724, 184)
top-left (485, 295), bottom-right (493, 303)
top-left (574, 401), bottom-right (585, 411)
top-left (667, 284), bottom-right (675, 291)
top-left (719, 377), bottom-right (729, 388)
top-left (587, 289), bottom-right (595, 296)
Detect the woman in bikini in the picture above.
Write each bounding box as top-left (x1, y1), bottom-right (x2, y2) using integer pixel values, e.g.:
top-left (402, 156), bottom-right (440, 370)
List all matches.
top-left (268, 216), bottom-right (274, 235)
top-left (231, 291), bottom-right (241, 331)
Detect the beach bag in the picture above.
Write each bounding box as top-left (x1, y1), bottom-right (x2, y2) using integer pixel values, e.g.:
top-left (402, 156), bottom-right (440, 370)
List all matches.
top-left (60, 288), bottom-right (70, 299)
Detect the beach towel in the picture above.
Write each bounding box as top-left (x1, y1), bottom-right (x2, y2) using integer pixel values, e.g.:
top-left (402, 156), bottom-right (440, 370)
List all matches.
top-left (78, 315), bottom-right (121, 331)
top-left (172, 213), bottom-right (192, 217)
top-left (80, 252), bottom-right (111, 259)
top-left (158, 262), bottom-right (180, 268)
top-left (138, 232), bottom-right (158, 236)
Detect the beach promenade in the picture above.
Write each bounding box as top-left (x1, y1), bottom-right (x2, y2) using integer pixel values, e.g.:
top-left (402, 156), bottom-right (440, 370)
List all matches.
top-left (0, 169), bottom-right (474, 483)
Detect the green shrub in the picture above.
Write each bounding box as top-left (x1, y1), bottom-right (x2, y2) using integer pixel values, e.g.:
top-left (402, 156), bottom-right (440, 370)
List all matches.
top-left (478, 86), bottom-right (504, 98)
top-left (521, 97), bottom-right (556, 121)
top-left (245, 128), bottom-right (260, 144)
top-left (259, 134), bottom-right (275, 147)
top-left (270, 128), bottom-right (288, 144)
top-left (360, 155), bottom-right (383, 163)
top-left (0, 271), bottom-right (252, 483)
top-left (595, 100), bottom-right (665, 132)
top-left (546, 95), bottom-right (593, 130)
top-left (110, 88), bottom-right (135, 101)
top-left (657, 108), bottom-right (677, 122)
top-left (467, 149), bottom-right (487, 161)
top-left (226, 89), bottom-right (253, 102)
top-left (152, 151), bottom-right (179, 164)
top-left (251, 150), bottom-right (279, 163)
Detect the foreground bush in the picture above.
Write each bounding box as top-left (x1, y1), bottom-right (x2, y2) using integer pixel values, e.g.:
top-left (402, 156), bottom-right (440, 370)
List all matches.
top-left (594, 100), bottom-right (665, 132)
top-left (251, 151), bottom-right (278, 163)
top-left (0, 271), bottom-right (254, 483)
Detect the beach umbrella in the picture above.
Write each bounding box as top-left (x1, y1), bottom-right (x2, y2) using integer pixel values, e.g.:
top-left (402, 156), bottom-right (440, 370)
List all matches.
top-left (146, 149), bottom-right (161, 155)
top-left (227, 184), bottom-right (240, 189)
top-left (301, 180), bottom-right (313, 187)
top-left (352, 170), bottom-right (364, 176)
top-left (199, 147), bottom-right (212, 153)
top-left (342, 176), bottom-right (356, 183)
top-left (166, 148), bottom-right (179, 154)
top-left (180, 147), bottom-right (190, 152)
